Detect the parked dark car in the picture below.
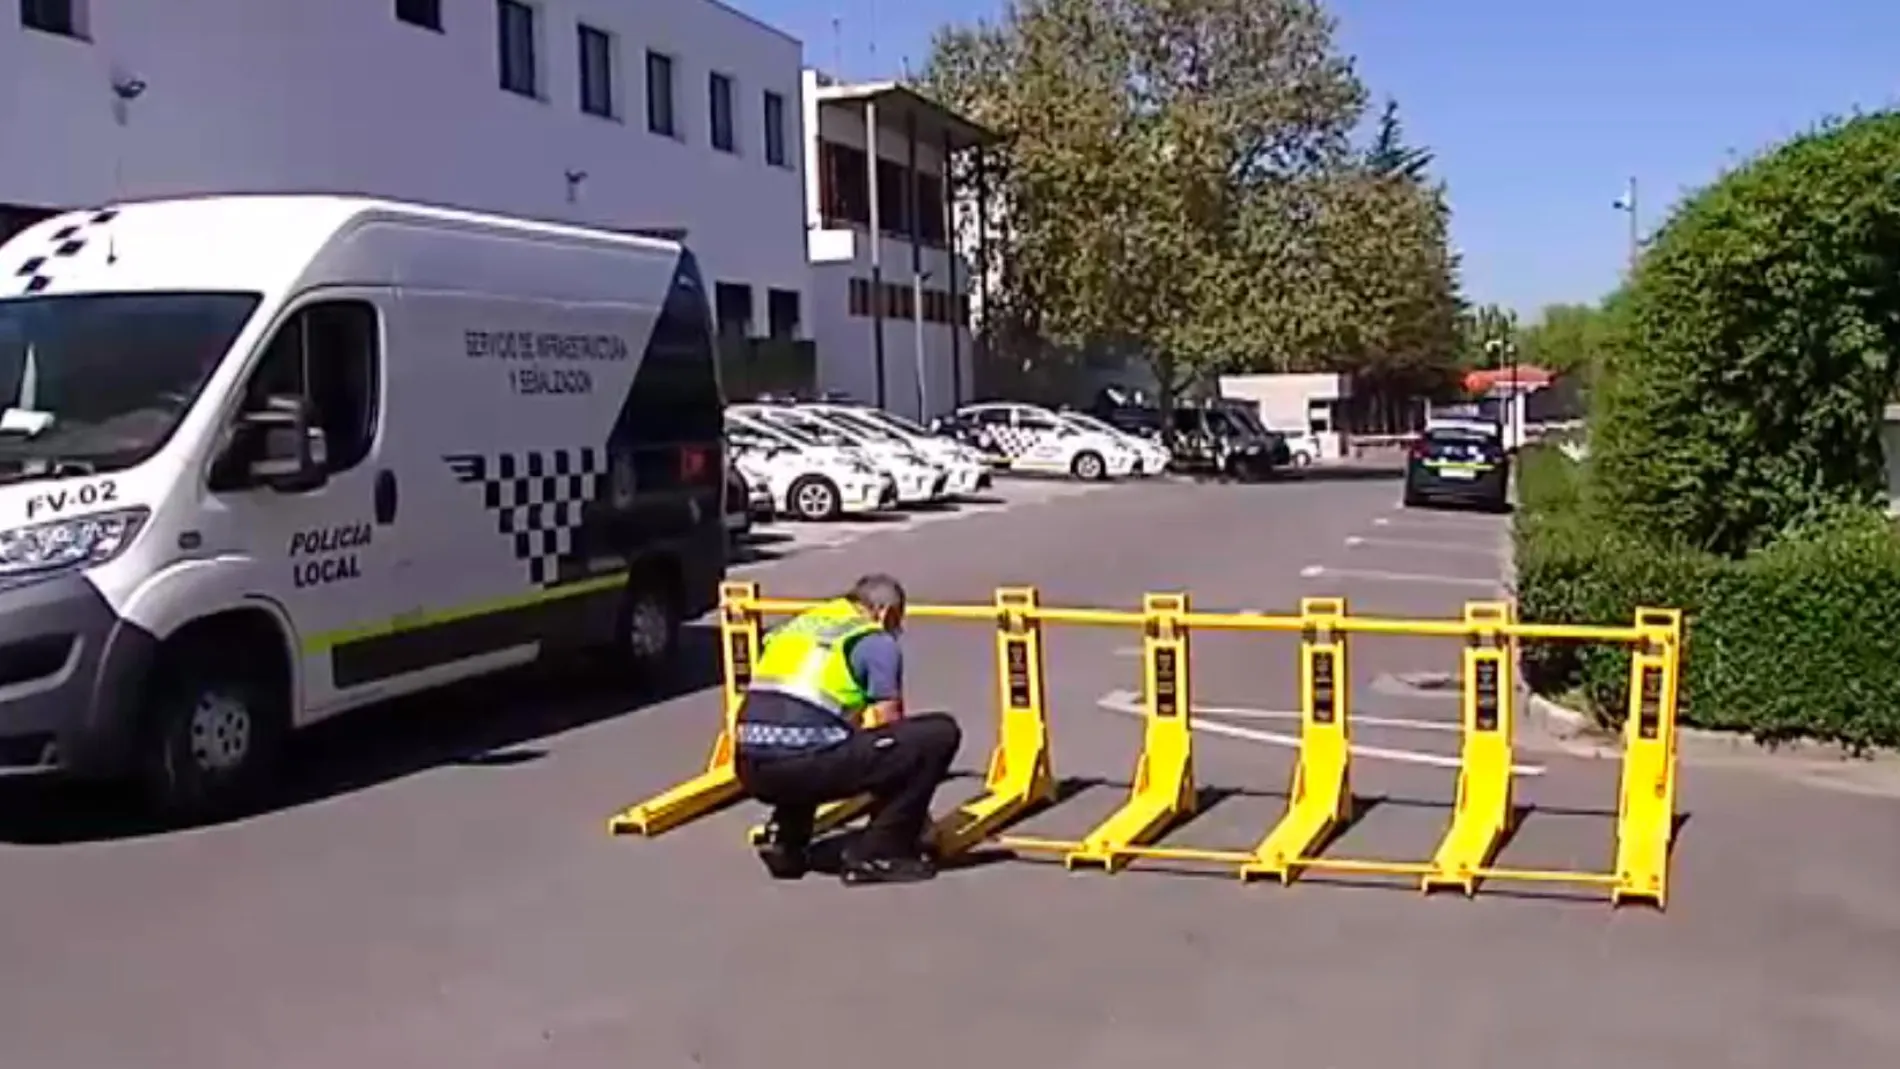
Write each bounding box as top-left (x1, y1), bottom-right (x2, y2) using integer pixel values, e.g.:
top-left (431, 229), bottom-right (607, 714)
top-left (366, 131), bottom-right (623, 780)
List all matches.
top-left (1404, 426), bottom-right (1510, 511)
top-left (1089, 396), bottom-right (1289, 480)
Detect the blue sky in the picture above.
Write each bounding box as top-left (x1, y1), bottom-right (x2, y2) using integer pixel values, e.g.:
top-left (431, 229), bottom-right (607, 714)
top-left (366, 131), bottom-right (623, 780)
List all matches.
top-left (739, 0), bottom-right (1900, 321)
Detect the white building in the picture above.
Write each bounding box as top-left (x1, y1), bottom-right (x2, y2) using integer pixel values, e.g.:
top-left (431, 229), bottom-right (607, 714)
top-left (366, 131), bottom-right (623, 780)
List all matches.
top-left (1, 0), bottom-right (809, 340)
top-left (799, 71), bottom-right (994, 421)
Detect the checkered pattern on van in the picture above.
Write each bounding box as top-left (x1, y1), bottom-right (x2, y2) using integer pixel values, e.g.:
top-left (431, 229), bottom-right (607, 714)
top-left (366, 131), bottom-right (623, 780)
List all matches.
top-left (445, 449), bottom-right (607, 586)
top-left (9, 209), bottom-right (119, 295)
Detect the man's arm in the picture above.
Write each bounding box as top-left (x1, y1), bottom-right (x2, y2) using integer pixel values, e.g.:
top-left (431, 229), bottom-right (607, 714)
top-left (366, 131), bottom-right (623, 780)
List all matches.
top-left (847, 632), bottom-right (905, 725)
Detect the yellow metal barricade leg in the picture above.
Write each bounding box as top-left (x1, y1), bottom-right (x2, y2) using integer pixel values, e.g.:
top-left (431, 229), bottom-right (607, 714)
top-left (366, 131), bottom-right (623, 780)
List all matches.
top-left (1242, 597), bottom-right (1353, 884)
top-left (1612, 608), bottom-right (1682, 909)
top-left (1423, 601), bottom-right (1516, 895)
top-left (1065, 593), bottom-right (1195, 873)
top-left (608, 581), bottom-right (760, 836)
top-left (930, 587), bottom-right (1059, 857)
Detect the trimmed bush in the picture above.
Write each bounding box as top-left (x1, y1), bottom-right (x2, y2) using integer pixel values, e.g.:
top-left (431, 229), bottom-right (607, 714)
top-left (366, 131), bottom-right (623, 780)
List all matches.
top-left (1589, 111), bottom-right (1900, 558)
top-left (1512, 447), bottom-right (1900, 750)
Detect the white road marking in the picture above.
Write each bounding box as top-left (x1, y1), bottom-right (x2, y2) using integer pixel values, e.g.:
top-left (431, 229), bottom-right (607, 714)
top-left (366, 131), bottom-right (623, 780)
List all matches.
top-left (1344, 535), bottom-right (1501, 557)
top-left (1300, 566), bottom-right (1499, 588)
top-left (1094, 690), bottom-right (1546, 774)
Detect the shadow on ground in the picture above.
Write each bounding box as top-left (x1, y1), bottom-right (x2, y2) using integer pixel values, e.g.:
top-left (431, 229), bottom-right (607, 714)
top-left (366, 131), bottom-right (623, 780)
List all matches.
top-left (0, 624), bottom-right (726, 846)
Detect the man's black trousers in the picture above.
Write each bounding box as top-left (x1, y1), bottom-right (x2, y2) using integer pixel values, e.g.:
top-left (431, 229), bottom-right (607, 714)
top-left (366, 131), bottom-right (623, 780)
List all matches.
top-left (735, 713), bottom-right (962, 859)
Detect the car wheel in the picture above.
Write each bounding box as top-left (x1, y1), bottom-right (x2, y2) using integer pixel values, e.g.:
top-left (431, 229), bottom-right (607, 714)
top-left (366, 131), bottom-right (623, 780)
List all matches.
top-left (1403, 487), bottom-right (1425, 509)
top-left (788, 475), bottom-right (842, 521)
top-left (1070, 450), bottom-right (1106, 481)
top-left (137, 635), bottom-right (288, 821)
top-left (1292, 450), bottom-right (1314, 468)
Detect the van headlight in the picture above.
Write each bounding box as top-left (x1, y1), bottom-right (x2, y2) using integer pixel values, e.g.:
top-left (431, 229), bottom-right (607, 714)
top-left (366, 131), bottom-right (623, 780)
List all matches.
top-left (0, 508), bottom-right (149, 577)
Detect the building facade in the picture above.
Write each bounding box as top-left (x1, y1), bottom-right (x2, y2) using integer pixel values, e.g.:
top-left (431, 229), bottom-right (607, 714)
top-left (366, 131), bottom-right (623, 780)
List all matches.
top-left (2, 0), bottom-right (809, 340)
top-left (800, 71), bottom-right (991, 421)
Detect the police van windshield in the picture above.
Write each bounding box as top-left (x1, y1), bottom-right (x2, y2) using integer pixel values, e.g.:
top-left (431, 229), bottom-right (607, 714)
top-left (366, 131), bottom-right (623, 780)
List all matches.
top-left (0, 291), bottom-right (260, 480)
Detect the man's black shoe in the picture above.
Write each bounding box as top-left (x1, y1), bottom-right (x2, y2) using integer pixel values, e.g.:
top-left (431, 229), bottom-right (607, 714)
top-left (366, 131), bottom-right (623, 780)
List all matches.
top-left (756, 821), bottom-right (809, 880)
top-left (839, 853), bottom-right (937, 886)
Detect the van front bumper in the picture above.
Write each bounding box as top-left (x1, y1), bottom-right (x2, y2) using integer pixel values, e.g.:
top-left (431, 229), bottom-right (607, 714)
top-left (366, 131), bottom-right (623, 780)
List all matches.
top-left (0, 572), bottom-right (154, 778)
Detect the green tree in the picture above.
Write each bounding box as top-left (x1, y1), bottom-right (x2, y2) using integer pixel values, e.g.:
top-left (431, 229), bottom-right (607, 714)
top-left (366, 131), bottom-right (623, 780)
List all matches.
top-left (1589, 110), bottom-right (1900, 556)
top-left (925, 0), bottom-right (1414, 408)
top-left (1367, 98), bottom-right (1433, 180)
top-left (1514, 302), bottom-right (1606, 378)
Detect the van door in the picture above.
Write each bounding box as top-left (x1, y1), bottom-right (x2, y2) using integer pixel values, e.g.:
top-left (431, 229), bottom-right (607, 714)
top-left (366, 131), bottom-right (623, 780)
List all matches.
top-left (200, 293), bottom-right (411, 719)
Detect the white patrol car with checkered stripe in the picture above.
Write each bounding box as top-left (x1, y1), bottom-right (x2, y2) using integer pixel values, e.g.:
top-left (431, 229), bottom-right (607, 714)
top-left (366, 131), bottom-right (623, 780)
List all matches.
top-left (739, 400), bottom-right (958, 505)
top-left (942, 402), bottom-right (1139, 480)
top-left (724, 415), bottom-right (892, 521)
top-left (796, 402), bottom-right (991, 497)
top-left (734, 401), bottom-right (945, 507)
top-left (0, 194), bottom-right (728, 816)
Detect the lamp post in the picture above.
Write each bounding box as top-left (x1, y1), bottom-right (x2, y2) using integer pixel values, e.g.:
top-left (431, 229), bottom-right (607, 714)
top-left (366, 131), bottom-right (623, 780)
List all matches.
top-left (1612, 176), bottom-right (1640, 274)
top-left (1484, 334), bottom-right (1520, 448)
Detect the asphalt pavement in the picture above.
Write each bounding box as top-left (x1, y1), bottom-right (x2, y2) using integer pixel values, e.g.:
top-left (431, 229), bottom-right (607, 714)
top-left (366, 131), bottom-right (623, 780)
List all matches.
top-left (1, 468), bottom-right (1897, 1068)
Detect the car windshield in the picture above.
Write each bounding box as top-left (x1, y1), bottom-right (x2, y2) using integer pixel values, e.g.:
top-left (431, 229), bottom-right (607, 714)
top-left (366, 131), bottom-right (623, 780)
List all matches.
top-left (754, 408), bottom-right (856, 447)
top-left (731, 412), bottom-right (820, 448)
top-left (867, 409), bottom-right (933, 437)
top-left (821, 408), bottom-right (905, 442)
top-left (0, 291), bottom-right (260, 481)
top-left (1060, 412), bottom-right (1119, 436)
top-left (1221, 407), bottom-right (1269, 436)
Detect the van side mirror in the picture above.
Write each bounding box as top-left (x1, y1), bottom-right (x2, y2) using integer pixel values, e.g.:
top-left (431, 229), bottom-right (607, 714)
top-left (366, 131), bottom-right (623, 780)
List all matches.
top-left (219, 395), bottom-right (328, 492)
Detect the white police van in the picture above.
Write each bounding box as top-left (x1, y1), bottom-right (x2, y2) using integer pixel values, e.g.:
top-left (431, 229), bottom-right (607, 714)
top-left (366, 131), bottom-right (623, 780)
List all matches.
top-left (0, 194), bottom-right (728, 816)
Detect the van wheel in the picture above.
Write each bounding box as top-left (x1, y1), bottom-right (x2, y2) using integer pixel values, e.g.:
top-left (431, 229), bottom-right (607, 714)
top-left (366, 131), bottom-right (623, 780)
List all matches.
top-left (1070, 450), bottom-right (1106, 481)
top-left (788, 475), bottom-right (842, 521)
top-left (613, 570), bottom-right (681, 682)
top-left (1292, 451), bottom-right (1314, 468)
top-left (137, 638), bottom-right (287, 821)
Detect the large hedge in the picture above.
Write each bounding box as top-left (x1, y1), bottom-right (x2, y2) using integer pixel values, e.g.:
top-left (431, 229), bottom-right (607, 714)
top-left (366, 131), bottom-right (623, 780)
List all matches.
top-left (1588, 111), bottom-right (1900, 558)
top-left (1514, 446), bottom-right (1900, 749)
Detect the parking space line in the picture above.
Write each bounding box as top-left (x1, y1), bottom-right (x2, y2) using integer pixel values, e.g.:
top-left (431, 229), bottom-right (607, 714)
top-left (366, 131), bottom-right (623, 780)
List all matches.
top-left (1299, 564), bottom-right (1499, 588)
top-left (1095, 690), bottom-right (1546, 774)
top-left (1344, 535), bottom-right (1501, 556)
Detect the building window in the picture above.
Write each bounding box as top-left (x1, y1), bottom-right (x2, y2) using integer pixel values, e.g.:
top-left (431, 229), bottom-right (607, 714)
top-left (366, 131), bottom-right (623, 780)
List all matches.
top-left (20, 0), bottom-right (82, 37)
top-left (578, 25), bottom-right (615, 118)
top-left (646, 51), bottom-right (677, 137)
top-left (767, 288), bottom-right (801, 338)
top-left (395, 0), bottom-right (441, 31)
top-left (917, 173), bottom-right (947, 245)
top-left (497, 0), bottom-right (538, 99)
top-left (848, 278), bottom-right (872, 317)
top-left (818, 141), bottom-right (870, 227)
top-left (876, 160), bottom-right (911, 236)
top-left (763, 91), bottom-right (788, 168)
top-left (709, 73), bottom-right (736, 153)
top-left (714, 282), bottom-right (753, 337)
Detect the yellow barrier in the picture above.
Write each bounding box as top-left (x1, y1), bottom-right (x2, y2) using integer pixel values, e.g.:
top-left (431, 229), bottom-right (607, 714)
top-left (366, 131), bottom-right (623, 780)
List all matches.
top-left (606, 584), bottom-right (1684, 908)
top-left (604, 580), bottom-right (761, 835)
top-left (1240, 597), bottom-right (1352, 883)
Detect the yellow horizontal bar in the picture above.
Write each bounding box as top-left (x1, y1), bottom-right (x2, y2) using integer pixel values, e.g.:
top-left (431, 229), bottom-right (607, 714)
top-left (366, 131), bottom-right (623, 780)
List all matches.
top-left (1509, 623), bottom-right (1646, 643)
top-left (1179, 613), bottom-right (1303, 632)
top-left (741, 597), bottom-right (1656, 645)
top-left (1471, 866), bottom-right (1620, 886)
top-left (996, 835), bottom-right (1084, 853)
top-left (1290, 856), bottom-right (1439, 876)
top-left (1104, 844), bottom-right (1254, 865)
top-left (1033, 607), bottom-right (1146, 626)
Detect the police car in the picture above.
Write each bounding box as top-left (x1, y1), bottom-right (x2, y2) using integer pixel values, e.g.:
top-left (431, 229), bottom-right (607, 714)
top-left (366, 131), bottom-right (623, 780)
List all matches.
top-left (938, 402), bottom-right (1139, 480)
top-left (1053, 408), bottom-right (1171, 476)
top-left (734, 402), bottom-right (946, 507)
top-left (1404, 423), bottom-right (1510, 511)
top-left (725, 414), bottom-right (895, 521)
top-left (798, 402), bottom-right (990, 497)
